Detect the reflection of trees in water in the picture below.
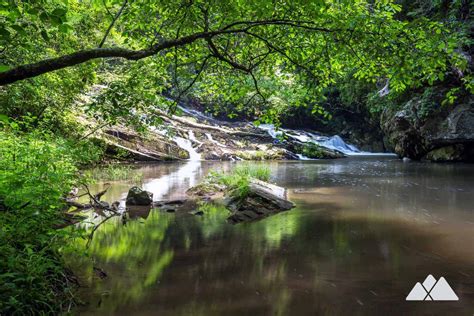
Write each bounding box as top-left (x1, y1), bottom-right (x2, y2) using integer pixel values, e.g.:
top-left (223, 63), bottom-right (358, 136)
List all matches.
top-left (76, 211), bottom-right (174, 314)
top-left (74, 200), bottom-right (473, 315)
top-left (141, 208), bottom-right (462, 315)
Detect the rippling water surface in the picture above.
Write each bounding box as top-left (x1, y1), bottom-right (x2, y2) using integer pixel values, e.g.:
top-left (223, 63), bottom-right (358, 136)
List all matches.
top-left (75, 158), bottom-right (474, 315)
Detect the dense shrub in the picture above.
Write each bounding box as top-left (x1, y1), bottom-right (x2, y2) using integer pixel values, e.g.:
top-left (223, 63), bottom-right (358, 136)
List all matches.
top-left (0, 131), bottom-right (83, 314)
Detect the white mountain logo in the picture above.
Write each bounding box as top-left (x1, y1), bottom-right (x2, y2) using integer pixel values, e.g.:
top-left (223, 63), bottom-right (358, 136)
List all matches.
top-left (406, 275), bottom-right (459, 301)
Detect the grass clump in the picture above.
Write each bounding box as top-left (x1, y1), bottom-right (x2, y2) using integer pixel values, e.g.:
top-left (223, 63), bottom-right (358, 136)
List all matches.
top-left (208, 163), bottom-right (270, 199)
top-left (85, 164), bottom-right (143, 183)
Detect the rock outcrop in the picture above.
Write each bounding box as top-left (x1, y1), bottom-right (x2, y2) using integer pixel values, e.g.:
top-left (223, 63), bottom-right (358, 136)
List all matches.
top-left (103, 128), bottom-right (189, 161)
top-left (381, 88), bottom-right (474, 162)
top-left (91, 102), bottom-right (359, 161)
top-left (126, 187), bottom-right (153, 205)
top-left (225, 179), bottom-right (295, 224)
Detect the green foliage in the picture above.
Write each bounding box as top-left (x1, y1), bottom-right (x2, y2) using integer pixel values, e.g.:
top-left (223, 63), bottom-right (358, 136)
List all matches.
top-left (418, 87), bottom-right (440, 119)
top-left (85, 164), bottom-right (144, 183)
top-left (297, 143), bottom-right (327, 159)
top-left (0, 130), bottom-right (81, 314)
top-left (0, 131), bottom-right (77, 209)
top-left (2, 0), bottom-right (471, 130)
top-left (208, 163), bottom-right (270, 199)
top-left (0, 0), bottom-right (472, 311)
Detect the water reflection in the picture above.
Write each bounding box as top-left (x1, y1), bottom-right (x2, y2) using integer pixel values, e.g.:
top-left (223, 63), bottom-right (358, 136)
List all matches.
top-left (75, 158), bottom-right (474, 315)
top-left (74, 211), bottom-right (174, 314)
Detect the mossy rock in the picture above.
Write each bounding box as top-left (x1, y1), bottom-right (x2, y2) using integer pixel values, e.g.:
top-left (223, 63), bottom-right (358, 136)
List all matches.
top-left (126, 187), bottom-right (153, 205)
top-left (424, 145), bottom-right (468, 162)
top-left (296, 143), bottom-right (345, 159)
top-left (186, 182), bottom-right (225, 197)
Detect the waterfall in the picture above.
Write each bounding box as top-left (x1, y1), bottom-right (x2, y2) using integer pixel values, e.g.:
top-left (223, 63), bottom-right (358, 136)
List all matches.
top-left (178, 106), bottom-right (215, 122)
top-left (188, 130), bottom-right (200, 143)
top-left (205, 133), bottom-right (227, 147)
top-left (149, 126), bottom-right (202, 161)
top-left (258, 124), bottom-right (283, 138)
top-left (174, 136), bottom-right (201, 161)
top-left (148, 104), bottom-right (394, 161)
top-left (296, 154), bottom-right (315, 160)
top-left (315, 135), bottom-right (360, 154)
top-left (258, 124), bottom-right (365, 156)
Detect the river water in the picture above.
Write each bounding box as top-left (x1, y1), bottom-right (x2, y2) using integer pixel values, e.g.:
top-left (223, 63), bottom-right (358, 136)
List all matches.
top-left (75, 157), bottom-right (474, 315)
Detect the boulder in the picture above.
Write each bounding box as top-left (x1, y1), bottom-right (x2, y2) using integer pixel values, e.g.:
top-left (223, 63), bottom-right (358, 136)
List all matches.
top-left (225, 179), bottom-right (294, 224)
top-left (126, 187), bottom-right (153, 205)
top-left (424, 144), bottom-right (473, 162)
top-left (381, 87), bottom-right (474, 162)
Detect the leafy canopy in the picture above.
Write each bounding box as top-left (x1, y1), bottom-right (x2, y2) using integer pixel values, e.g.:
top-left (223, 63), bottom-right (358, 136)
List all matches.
top-left (0, 0), bottom-right (471, 123)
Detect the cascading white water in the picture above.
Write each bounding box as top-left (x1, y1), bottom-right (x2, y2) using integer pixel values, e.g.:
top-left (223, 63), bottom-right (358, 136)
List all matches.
top-left (258, 124), bottom-right (377, 157)
top-left (205, 133), bottom-right (227, 147)
top-left (317, 135), bottom-right (360, 154)
top-left (174, 136), bottom-right (201, 161)
top-left (258, 124), bottom-right (283, 138)
top-left (188, 130), bottom-right (200, 143)
top-left (295, 154), bottom-right (313, 160)
top-left (150, 105), bottom-right (393, 161)
top-left (149, 126), bottom-right (202, 161)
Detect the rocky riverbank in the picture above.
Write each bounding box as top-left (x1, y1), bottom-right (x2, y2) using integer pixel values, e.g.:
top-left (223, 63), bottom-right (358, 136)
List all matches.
top-left (94, 106), bottom-right (361, 162)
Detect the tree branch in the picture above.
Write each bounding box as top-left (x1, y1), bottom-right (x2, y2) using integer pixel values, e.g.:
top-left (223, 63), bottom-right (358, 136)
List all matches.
top-left (169, 54), bottom-right (212, 113)
top-left (207, 38), bottom-right (250, 72)
top-left (0, 19), bottom-right (341, 86)
top-left (99, 0), bottom-right (128, 48)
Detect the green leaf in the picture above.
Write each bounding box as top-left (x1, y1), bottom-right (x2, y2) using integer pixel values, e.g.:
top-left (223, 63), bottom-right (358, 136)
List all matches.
top-left (11, 24), bottom-right (26, 36)
top-left (0, 26), bottom-right (11, 39)
top-left (27, 7), bottom-right (40, 15)
top-left (0, 114), bottom-right (9, 123)
top-left (52, 8), bottom-right (67, 17)
top-left (40, 30), bottom-right (49, 41)
top-left (0, 64), bottom-right (10, 72)
top-left (58, 23), bottom-right (72, 33)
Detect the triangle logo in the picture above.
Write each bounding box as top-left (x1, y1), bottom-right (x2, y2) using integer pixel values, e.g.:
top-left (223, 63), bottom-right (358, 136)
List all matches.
top-left (429, 277), bottom-right (459, 301)
top-left (406, 275), bottom-right (459, 301)
top-left (406, 282), bottom-right (428, 301)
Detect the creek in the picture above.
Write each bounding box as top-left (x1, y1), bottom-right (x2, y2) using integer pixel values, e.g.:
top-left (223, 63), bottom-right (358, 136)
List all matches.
top-left (74, 157), bottom-right (474, 315)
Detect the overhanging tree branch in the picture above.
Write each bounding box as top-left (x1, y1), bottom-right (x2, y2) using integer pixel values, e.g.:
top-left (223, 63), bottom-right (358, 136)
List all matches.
top-left (0, 19), bottom-right (343, 86)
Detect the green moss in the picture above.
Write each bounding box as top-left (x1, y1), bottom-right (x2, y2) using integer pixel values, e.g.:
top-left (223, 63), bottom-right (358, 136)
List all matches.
top-left (297, 143), bottom-right (326, 158)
